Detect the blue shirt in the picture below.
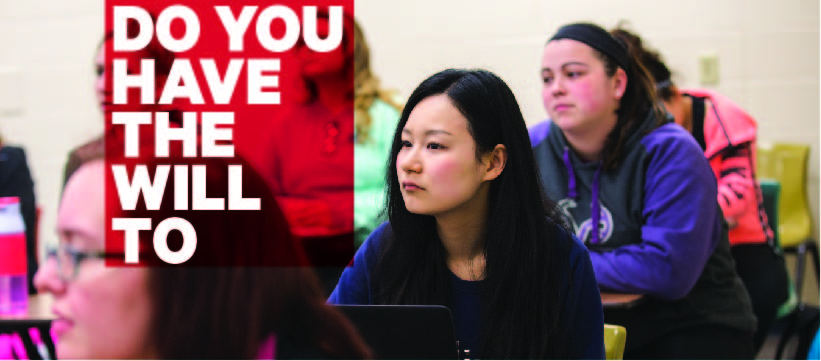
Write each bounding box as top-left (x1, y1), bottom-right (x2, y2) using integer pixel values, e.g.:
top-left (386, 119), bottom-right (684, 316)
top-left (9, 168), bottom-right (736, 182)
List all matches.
top-left (329, 222), bottom-right (605, 359)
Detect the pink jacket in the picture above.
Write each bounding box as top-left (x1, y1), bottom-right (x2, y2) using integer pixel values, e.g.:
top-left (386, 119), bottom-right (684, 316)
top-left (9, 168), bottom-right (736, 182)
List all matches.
top-left (683, 88), bottom-right (772, 245)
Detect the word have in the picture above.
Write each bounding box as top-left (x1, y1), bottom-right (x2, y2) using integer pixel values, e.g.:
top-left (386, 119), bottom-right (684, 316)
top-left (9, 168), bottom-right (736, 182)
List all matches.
top-left (114, 58), bottom-right (279, 105)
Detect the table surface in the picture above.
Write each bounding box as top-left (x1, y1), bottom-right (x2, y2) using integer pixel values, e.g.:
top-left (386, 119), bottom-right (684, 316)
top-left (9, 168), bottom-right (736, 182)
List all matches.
top-left (1, 293), bottom-right (641, 320)
top-left (0, 294), bottom-right (55, 321)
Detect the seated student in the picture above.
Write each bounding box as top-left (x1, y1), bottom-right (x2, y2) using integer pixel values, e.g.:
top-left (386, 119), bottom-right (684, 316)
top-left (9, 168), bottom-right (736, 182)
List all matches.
top-left (530, 22), bottom-right (757, 359)
top-left (0, 135), bottom-right (38, 295)
top-left (35, 153), bottom-right (371, 359)
top-left (330, 68), bottom-right (604, 359)
top-left (610, 26), bottom-right (790, 352)
top-left (64, 24), bottom-right (180, 186)
top-left (264, 9), bottom-right (357, 295)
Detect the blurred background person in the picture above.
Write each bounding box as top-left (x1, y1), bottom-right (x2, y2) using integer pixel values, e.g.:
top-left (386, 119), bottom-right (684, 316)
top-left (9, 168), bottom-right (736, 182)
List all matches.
top-left (0, 134), bottom-right (38, 295)
top-left (63, 24), bottom-right (180, 186)
top-left (611, 25), bottom-right (790, 352)
top-left (264, 9), bottom-right (356, 294)
top-left (353, 19), bottom-right (403, 248)
top-left (35, 152), bottom-right (372, 359)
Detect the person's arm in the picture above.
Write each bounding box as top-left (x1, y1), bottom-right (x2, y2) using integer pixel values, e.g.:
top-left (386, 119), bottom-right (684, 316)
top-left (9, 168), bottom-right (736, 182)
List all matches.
top-left (354, 103), bottom-right (399, 241)
top-left (565, 236), bottom-right (605, 359)
top-left (328, 223), bottom-right (387, 304)
top-left (713, 142), bottom-right (756, 223)
top-left (589, 134), bottom-right (721, 300)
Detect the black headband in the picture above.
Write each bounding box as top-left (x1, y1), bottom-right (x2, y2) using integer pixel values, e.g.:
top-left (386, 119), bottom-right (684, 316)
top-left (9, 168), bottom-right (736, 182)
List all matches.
top-left (550, 23), bottom-right (630, 72)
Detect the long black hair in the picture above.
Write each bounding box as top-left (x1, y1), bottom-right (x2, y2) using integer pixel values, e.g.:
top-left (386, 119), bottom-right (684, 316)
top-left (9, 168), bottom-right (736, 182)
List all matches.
top-left (373, 68), bottom-right (574, 359)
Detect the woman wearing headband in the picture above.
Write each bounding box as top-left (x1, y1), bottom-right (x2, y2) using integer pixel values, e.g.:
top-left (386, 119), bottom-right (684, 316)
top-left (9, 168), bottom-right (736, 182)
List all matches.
top-left (331, 68), bottom-right (604, 359)
top-left (531, 22), bottom-right (756, 359)
top-left (610, 26), bottom-right (789, 353)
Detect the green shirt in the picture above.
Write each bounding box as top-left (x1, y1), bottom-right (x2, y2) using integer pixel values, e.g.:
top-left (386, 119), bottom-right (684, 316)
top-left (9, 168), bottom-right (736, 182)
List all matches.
top-left (354, 99), bottom-right (401, 246)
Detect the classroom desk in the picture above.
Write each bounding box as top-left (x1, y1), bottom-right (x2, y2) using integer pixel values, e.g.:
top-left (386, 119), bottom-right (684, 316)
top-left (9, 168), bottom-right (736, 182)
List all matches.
top-left (6, 294), bottom-right (640, 317)
top-left (0, 295), bottom-right (55, 326)
top-left (601, 292), bottom-right (644, 308)
top-left (0, 295), bottom-right (56, 359)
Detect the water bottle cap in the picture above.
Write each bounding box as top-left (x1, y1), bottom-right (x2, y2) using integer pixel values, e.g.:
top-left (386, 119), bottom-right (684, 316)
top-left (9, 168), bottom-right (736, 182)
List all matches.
top-left (0, 197), bottom-right (19, 207)
top-left (0, 198), bottom-right (25, 235)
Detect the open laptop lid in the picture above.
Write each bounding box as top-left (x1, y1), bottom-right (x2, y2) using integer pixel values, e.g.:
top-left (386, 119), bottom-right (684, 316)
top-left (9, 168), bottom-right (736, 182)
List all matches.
top-left (333, 305), bottom-right (459, 360)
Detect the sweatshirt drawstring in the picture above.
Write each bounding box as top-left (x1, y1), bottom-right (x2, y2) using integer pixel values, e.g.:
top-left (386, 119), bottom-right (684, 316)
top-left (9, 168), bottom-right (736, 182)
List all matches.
top-left (562, 147), bottom-right (577, 198)
top-left (562, 147), bottom-right (603, 245)
top-left (590, 165), bottom-right (602, 245)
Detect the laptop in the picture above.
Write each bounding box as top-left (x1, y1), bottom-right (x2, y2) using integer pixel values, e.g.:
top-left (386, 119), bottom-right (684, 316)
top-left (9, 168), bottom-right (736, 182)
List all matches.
top-left (334, 305), bottom-right (459, 360)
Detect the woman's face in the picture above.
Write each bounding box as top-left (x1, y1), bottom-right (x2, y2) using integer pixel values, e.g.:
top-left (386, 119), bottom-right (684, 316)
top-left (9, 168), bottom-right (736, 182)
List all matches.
top-left (541, 39), bottom-right (623, 136)
top-left (34, 161), bottom-right (155, 359)
top-left (96, 38), bottom-right (170, 116)
top-left (397, 94), bottom-right (493, 217)
top-left (94, 43), bottom-right (110, 114)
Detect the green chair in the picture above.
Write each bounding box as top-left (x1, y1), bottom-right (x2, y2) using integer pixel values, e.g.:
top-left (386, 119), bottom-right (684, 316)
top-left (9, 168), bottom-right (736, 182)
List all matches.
top-left (604, 324), bottom-right (626, 360)
top-left (760, 179), bottom-right (819, 359)
top-left (760, 180), bottom-right (799, 319)
top-left (757, 142), bottom-right (819, 300)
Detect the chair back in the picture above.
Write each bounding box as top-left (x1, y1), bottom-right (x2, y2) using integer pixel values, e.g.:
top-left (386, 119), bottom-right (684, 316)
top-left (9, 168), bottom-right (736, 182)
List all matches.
top-left (759, 179), bottom-right (799, 318)
top-left (757, 142), bottom-right (813, 248)
top-left (604, 324), bottom-right (626, 360)
top-left (760, 179), bottom-right (782, 251)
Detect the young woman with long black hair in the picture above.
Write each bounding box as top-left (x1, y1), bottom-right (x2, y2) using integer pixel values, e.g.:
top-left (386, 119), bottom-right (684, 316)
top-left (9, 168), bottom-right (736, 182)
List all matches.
top-left (330, 68), bottom-right (604, 359)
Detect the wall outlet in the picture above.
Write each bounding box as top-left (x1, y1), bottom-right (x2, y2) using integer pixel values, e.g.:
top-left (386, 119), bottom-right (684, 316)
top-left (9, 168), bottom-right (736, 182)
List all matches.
top-left (699, 53), bottom-right (720, 86)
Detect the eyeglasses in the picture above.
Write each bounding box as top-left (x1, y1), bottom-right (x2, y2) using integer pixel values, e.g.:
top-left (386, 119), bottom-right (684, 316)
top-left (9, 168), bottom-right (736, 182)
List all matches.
top-left (44, 244), bottom-right (118, 281)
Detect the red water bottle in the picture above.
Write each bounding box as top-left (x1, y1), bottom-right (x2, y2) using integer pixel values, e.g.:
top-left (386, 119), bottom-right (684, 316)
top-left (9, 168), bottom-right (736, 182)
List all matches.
top-left (0, 197), bottom-right (27, 315)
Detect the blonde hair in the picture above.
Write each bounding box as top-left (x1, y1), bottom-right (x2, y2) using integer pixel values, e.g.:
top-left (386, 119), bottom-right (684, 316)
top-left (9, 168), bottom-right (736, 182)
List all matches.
top-left (354, 19), bottom-right (403, 143)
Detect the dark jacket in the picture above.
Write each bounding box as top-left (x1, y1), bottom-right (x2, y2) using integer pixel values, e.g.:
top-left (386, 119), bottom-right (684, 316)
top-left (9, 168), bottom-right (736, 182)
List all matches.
top-left (0, 146), bottom-right (38, 294)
